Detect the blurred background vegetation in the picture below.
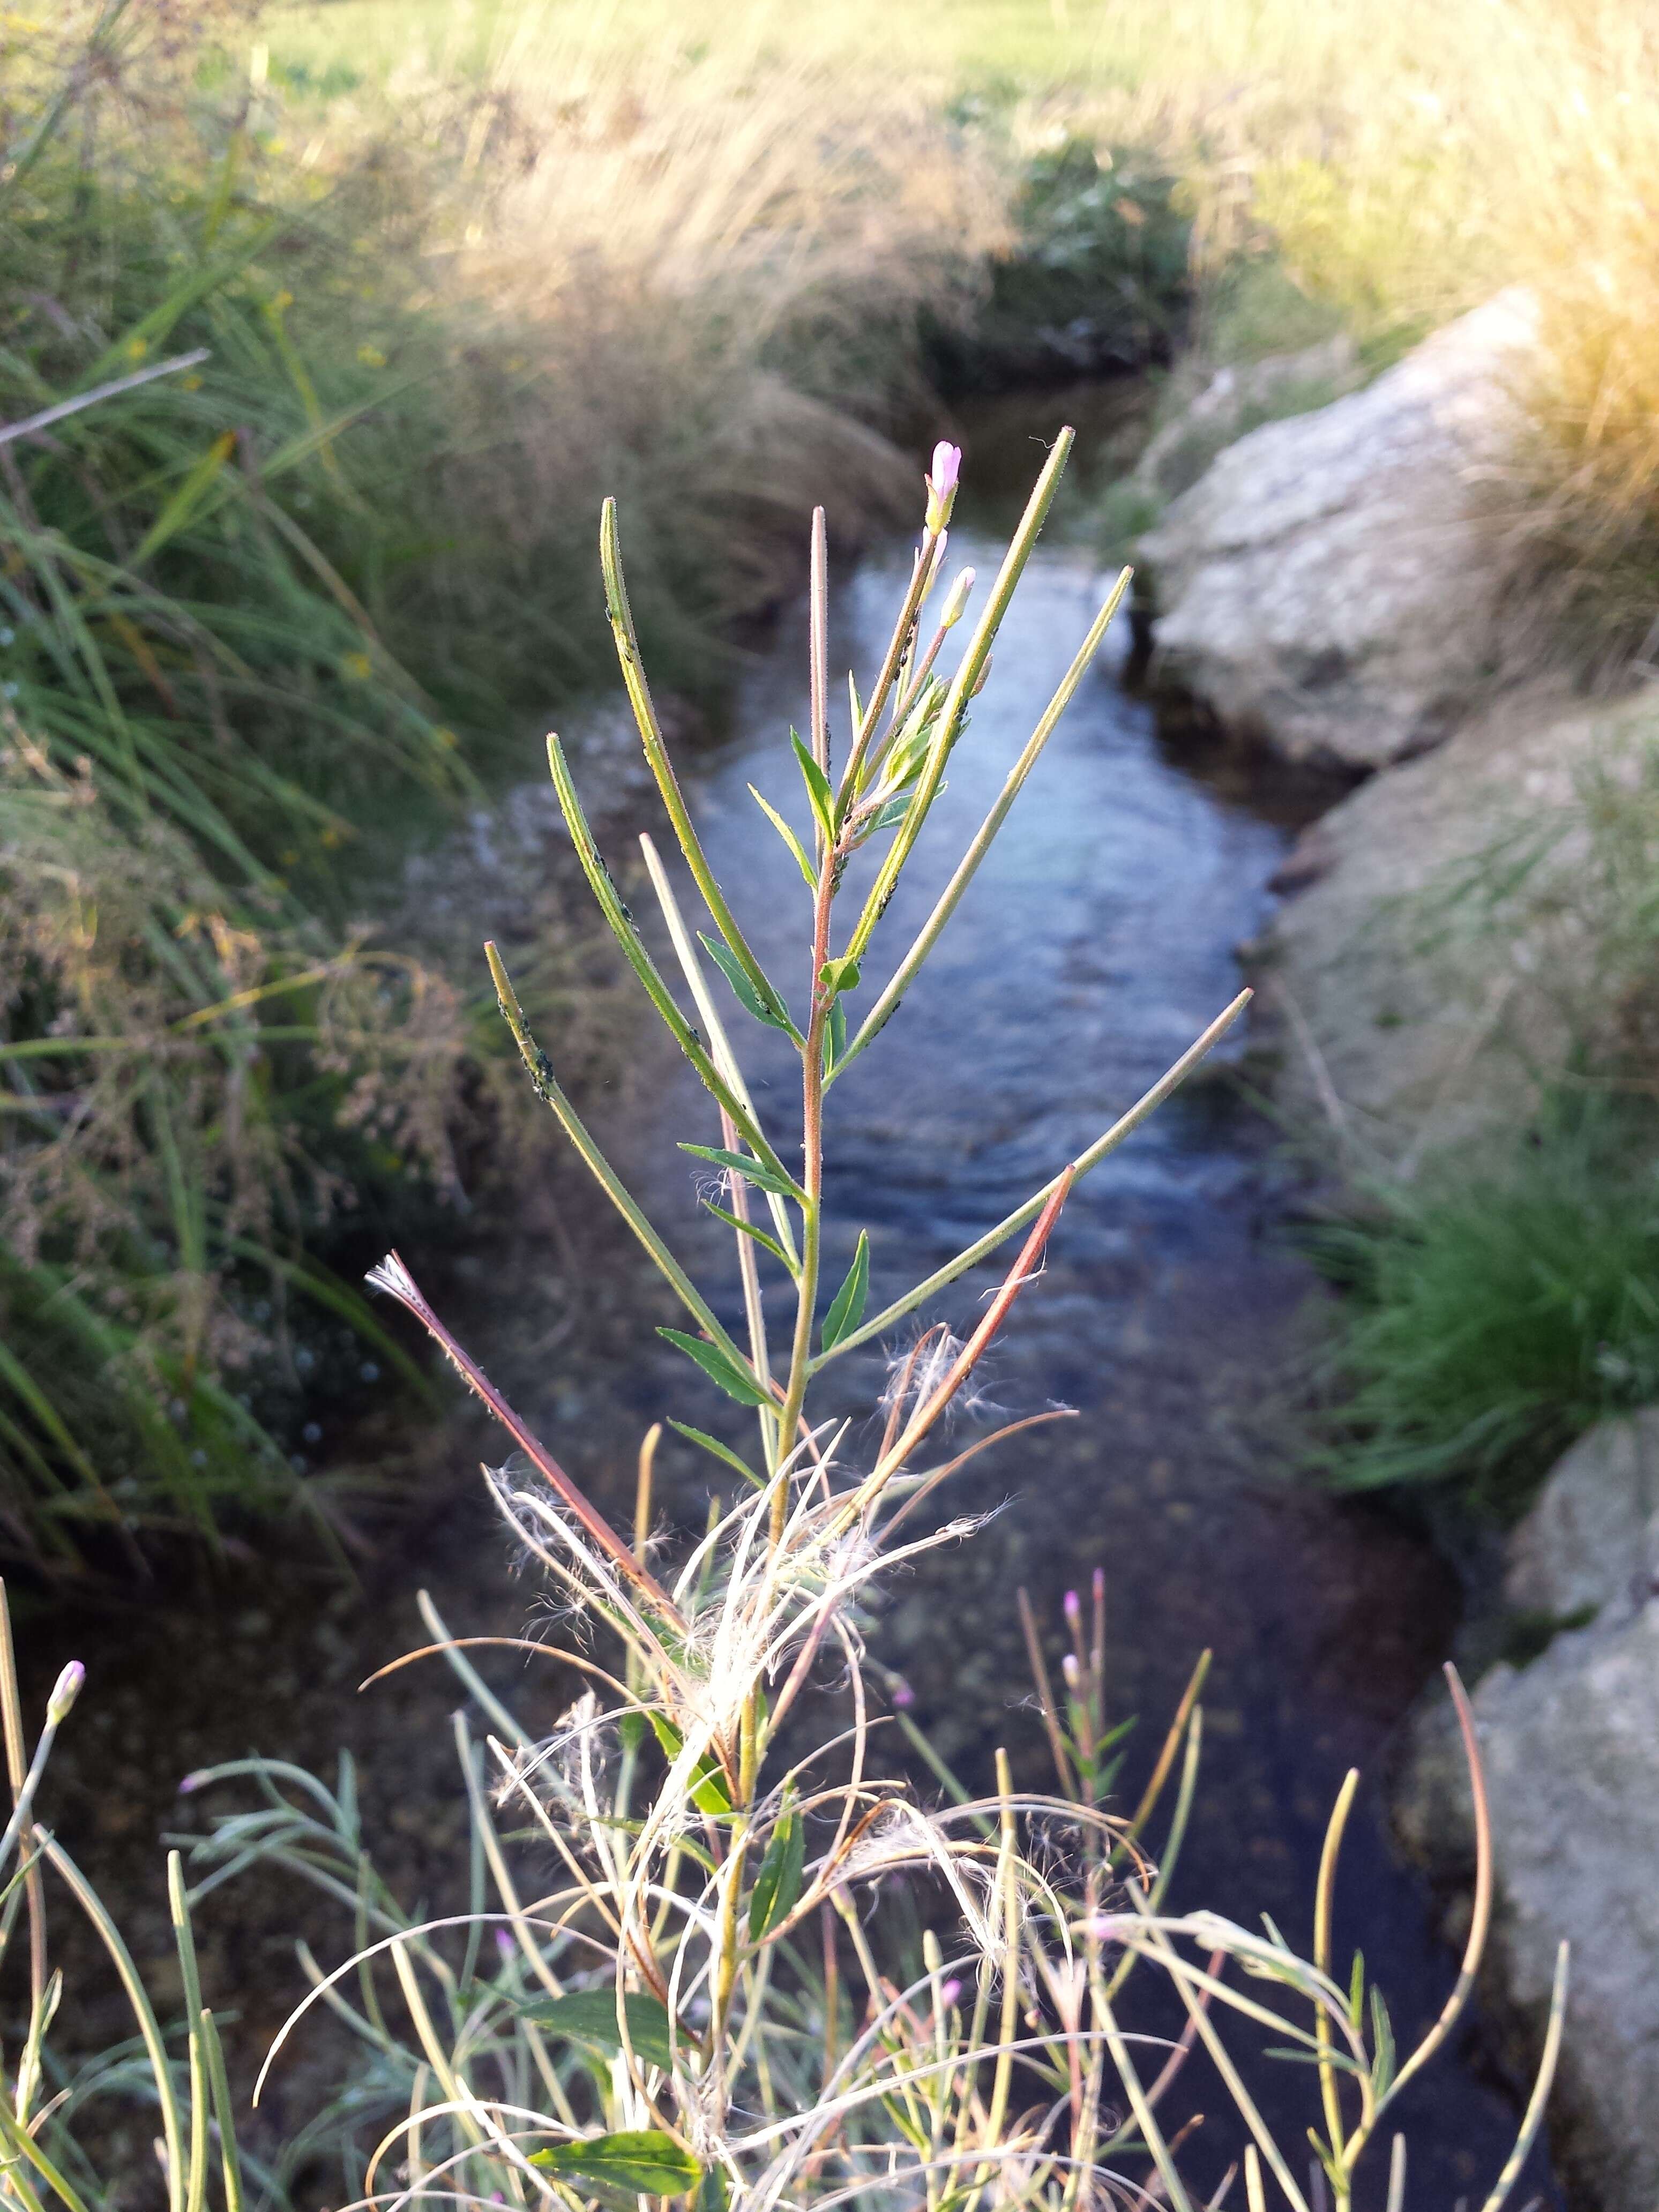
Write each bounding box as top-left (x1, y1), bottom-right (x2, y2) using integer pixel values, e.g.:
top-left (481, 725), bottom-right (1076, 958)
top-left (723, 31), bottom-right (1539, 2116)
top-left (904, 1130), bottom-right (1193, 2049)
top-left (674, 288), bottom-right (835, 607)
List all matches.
top-left (6, 0), bottom-right (1659, 1572)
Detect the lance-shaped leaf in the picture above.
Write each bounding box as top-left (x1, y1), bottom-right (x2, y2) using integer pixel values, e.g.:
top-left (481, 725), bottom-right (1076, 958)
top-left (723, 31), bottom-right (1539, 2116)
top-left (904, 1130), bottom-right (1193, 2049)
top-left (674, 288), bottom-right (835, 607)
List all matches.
top-left (749, 1799), bottom-right (805, 1940)
top-left (700, 1198), bottom-right (797, 1275)
top-left (821, 1230), bottom-right (870, 1350)
top-left (659, 1329), bottom-right (776, 1409)
top-left (668, 1421), bottom-right (765, 1489)
top-left (530, 2131), bottom-right (703, 2196)
top-left (518, 1992), bottom-right (677, 2074)
top-left (791, 728), bottom-right (836, 854)
top-left (749, 783), bottom-right (816, 890)
top-left (648, 1712), bottom-right (734, 1814)
top-left (699, 931), bottom-right (793, 1033)
top-left (680, 1143), bottom-right (802, 1200)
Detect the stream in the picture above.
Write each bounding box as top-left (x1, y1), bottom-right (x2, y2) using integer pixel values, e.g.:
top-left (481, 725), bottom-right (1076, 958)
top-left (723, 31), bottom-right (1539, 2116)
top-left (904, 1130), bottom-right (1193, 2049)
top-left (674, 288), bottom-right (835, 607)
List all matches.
top-left (17, 397), bottom-right (1558, 2203)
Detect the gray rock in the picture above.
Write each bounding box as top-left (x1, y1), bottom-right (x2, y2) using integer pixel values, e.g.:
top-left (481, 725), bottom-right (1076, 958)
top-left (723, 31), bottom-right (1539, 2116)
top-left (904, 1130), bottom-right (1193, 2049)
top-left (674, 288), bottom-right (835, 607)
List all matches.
top-left (1130, 335), bottom-right (1362, 504)
top-left (1139, 291), bottom-right (1538, 770)
top-left (1505, 1408), bottom-right (1659, 1628)
top-left (1395, 1413), bottom-right (1659, 2212)
top-left (1258, 683), bottom-right (1657, 1164)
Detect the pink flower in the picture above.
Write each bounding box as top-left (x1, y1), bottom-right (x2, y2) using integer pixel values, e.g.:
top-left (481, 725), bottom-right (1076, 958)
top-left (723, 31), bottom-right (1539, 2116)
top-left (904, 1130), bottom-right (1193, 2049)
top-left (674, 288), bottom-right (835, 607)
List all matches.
top-left (891, 1676), bottom-right (916, 1709)
top-left (925, 441), bottom-right (961, 533)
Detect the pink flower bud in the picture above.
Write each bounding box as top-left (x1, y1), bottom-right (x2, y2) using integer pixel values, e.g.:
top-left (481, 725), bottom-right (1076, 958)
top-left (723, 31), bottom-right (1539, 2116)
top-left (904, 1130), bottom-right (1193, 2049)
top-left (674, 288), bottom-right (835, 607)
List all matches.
top-left (47, 1661), bottom-right (84, 1724)
top-left (924, 441), bottom-right (961, 533)
top-left (891, 1677), bottom-right (915, 1709)
top-left (1063, 1589), bottom-right (1082, 1633)
top-left (1081, 1914), bottom-right (1130, 1942)
top-left (937, 1977), bottom-right (962, 2009)
top-left (940, 567), bottom-right (975, 628)
top-left (495, 1929), bottom-right (517, 1960)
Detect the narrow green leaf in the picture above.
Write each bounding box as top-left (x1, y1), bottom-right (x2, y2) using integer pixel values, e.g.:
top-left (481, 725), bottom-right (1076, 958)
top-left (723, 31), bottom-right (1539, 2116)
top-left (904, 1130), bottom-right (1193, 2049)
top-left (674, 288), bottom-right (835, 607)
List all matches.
top-left (748, 1802), bottom-right (805, 1940)
top-left (659, 1329), bottom-right (775, 1408)
top-left (819, 954), bottom-right (861, 998)
top-left (1262, 2047), bottom-right (1367, 2076)
top-left (667, 1421), bottom-right (765, 1489)
top-left (824, 997), bottom-right (848, 1077)
top-left (749, 784), bottom-right (817, 890)
top-left (647, 1713), bottom-right (734, 1814)
top-left (791, 728), bottom-right (835, 850)
top-left (697, 2164), bottom-right (730, 2212)
top-left (131, 431), bottom-right (237, 566)
top-left (679, 1143), bottom-right (799, 1199)
top-left (821, 1231), bottom-right (870, 1351)
top-left (529, 2131), bottom-right (702, 2196)
top-left (517, 1992), bottom-right (676, 2073)
top-left (1370, 1984), bottom-right (1396, 2103)
top-left (1348, 1949), bottom-right (1366, 2030)
top-left (698, 931), bottom-right (791, 1032)
top-left (700, 1198), bottom-right (795, 1273)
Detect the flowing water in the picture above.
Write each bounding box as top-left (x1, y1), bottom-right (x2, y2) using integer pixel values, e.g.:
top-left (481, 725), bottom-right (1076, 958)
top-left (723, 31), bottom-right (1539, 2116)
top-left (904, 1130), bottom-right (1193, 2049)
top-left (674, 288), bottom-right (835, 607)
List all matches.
top-left (17, 401), bottom-right (1559, 2202)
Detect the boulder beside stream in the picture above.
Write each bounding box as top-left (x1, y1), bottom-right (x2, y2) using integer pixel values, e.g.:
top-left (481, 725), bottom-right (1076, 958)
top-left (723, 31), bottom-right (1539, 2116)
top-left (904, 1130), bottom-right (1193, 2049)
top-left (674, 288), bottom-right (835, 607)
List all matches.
top-left (1394, 1411), bottom-right (1659, 2212)
top-left (1250, 683), bottom-right (1659, 1166)
top-left (1137, 291), bottom-right (1538, 771)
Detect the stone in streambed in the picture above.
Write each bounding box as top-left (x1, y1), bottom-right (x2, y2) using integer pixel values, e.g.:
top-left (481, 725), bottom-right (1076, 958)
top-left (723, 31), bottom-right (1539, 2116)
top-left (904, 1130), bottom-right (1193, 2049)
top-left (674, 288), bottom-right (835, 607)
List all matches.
top-left (1137, 291), bottom-right (1539, 772)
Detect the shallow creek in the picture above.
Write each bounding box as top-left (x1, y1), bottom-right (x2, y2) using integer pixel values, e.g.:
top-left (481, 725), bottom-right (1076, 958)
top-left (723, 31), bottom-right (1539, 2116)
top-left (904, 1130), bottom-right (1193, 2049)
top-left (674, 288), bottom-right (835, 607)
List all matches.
top-left (18, 405), bottom-right (1557, 2201)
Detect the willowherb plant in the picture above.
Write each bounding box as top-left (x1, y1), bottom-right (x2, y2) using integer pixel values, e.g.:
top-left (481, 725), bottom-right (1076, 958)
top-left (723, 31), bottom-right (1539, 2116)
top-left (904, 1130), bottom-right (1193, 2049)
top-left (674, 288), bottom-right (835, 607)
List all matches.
top-left (0, 438), bottom-right (1565, 2210)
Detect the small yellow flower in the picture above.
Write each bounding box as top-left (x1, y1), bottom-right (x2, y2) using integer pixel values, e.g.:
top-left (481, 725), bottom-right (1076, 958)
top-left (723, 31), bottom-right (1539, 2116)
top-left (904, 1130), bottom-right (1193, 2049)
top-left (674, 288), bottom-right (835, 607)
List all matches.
top-left (280, 849), bottom-right (300, 868)
top-left (434, 726), bottom-right (459, 750)
top-left (340, 652), bottom-right (372, 682)
top-left (182, 373), bottom-right (203, 392)
top-left (357, 342), bottom-right (386, 367)
top-left (125, 336), bottom-right (150, 362)
top-left (270, 287), bottom-right (294, 313)
top-left (320, 824), bottom-right (347, 848)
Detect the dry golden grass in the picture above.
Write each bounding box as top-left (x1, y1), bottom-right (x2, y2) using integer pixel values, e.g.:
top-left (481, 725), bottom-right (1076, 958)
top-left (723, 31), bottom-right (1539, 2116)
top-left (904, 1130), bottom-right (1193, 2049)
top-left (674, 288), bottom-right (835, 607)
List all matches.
top-left (284, 0), bottom-right (1659, 667)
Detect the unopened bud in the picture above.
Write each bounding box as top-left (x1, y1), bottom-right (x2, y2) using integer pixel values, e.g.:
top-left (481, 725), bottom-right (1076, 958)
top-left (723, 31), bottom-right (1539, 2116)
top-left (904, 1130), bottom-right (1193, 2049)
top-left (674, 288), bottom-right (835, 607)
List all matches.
top-left (970, 654), bottom-right (993, 697)
top-left (924, 440), bottom-right (961, 534)
top-left (940, 566), bottom-right (975, 628)
top-left (47, 1661), bottom-right (84, 1725)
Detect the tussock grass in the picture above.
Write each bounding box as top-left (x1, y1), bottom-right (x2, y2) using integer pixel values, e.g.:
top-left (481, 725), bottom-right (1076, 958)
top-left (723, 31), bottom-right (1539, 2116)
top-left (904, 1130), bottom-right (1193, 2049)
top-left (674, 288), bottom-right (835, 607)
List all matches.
top-left (1311, 1111), bottom-right (1659, 1516)
top-left (308, 0), bottom-right (1659, 672)
top-left (0, 0), bottom-right (1007, 1567)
